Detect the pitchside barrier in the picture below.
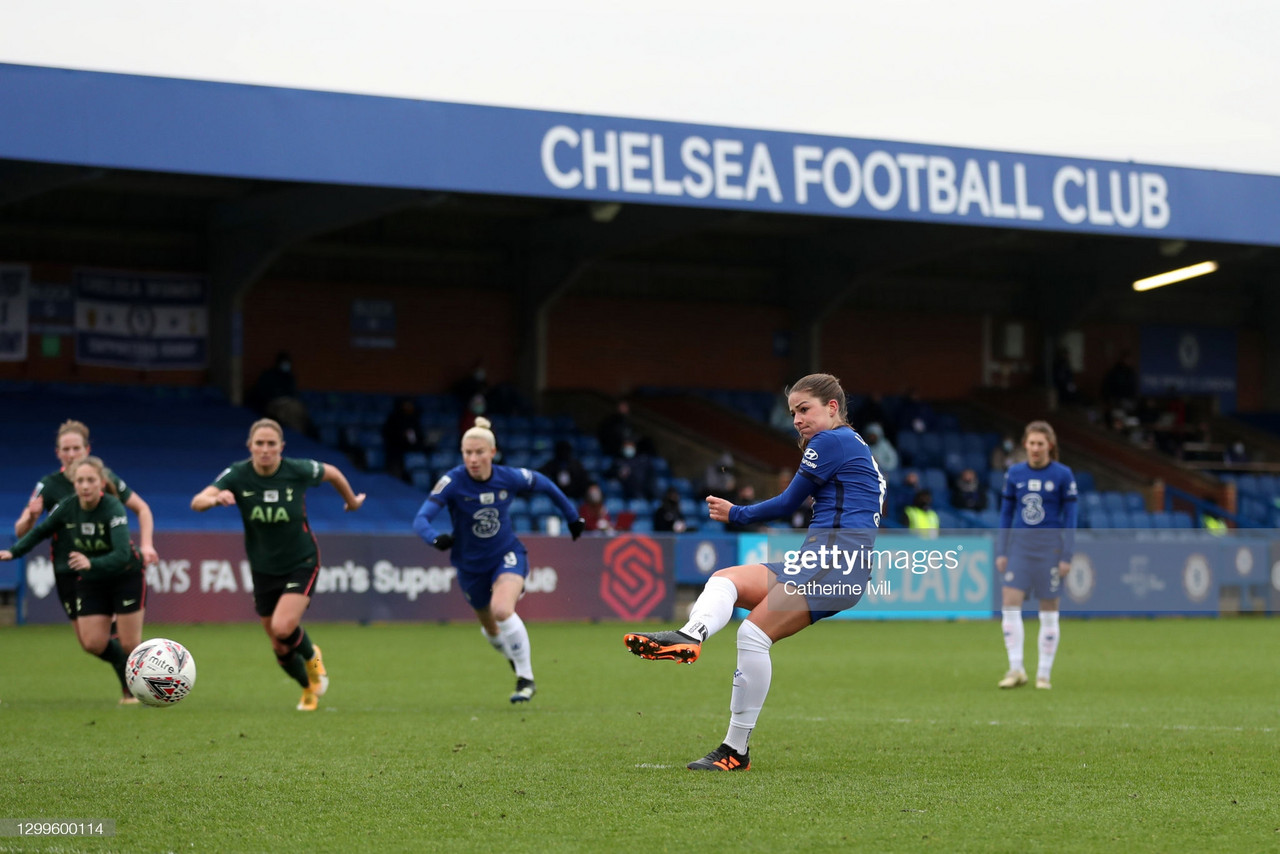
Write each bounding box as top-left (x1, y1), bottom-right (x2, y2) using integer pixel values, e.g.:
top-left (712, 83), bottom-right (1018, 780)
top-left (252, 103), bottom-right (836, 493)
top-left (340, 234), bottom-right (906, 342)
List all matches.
top-left (9, 530), bottom-right (1278, 625)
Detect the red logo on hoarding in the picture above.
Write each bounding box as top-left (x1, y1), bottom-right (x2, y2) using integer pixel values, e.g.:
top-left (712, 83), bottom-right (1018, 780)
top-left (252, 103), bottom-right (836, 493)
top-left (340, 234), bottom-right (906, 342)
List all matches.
top-left (600, 535), bottom-right (666, 620)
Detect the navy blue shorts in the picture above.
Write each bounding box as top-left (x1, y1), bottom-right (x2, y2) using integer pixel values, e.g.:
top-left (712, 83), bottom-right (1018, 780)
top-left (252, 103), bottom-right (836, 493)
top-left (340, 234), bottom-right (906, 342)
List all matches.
top-left (457, 549), bottom-right (529, 612)
top-left (764, 536), bottom-right (875, 622)
top-left (1001, 553), bottom-right (1063, 600)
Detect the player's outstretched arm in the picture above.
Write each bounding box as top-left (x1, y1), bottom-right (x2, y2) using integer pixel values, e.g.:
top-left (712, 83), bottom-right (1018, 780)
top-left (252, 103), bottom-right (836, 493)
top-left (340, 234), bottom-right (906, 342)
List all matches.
top-left (124, 492), bottom-right (159, 565)
top-left (191, 486), bottom-right (235, 512)
top-left (14, 495), bottom-right (43, 537)
top-left (322, 463), bottom-right (365, 511)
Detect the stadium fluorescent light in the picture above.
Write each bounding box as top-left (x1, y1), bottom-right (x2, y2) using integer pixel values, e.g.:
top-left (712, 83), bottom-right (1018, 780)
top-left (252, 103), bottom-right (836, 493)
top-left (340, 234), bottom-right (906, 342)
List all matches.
top-left (1132, 260), bottom-right (1218, 291)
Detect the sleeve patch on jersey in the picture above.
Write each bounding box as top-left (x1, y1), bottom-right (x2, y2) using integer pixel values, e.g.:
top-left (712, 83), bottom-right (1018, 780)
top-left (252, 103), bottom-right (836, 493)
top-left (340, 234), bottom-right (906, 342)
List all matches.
top-left (431, 474), bottom-right (452, 495)
top-left (110, 515), bottom-right (127, 527)
top-left (802, 446), bottom-right (819, 469)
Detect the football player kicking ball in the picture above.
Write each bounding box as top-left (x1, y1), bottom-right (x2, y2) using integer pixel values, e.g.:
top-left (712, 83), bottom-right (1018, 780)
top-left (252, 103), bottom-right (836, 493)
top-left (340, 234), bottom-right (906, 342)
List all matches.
top-left (625, 374), bottom-right (885, 771)
top-left (995, 420), bottom-right (1077, 691)
top-left (191, 418), bottom-right (365, 711)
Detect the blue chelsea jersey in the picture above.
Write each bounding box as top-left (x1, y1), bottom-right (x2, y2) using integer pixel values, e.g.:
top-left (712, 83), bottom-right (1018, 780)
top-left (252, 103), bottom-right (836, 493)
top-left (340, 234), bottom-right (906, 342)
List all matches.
top-left (414, 464), bottom-right (576, 574)
top-left (998, 460), bottom-right (1078, 560)
top-left (800, 426), bottom-right (886, 530)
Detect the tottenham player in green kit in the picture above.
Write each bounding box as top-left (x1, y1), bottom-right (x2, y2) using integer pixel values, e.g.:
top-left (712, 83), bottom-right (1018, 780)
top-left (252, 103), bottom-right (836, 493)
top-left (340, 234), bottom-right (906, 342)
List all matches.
top-left (191, 418), bottom-right (365, 711)
top-left (12, 420), bottom-right (159, 702)
top-left (3, 456), bottom-right (147, 703)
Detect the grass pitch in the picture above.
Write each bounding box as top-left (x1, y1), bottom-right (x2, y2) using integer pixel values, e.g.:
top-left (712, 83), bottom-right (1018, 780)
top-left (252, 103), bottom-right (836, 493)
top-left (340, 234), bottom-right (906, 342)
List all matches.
top-left (1, 617), bottom-right (1276, 853)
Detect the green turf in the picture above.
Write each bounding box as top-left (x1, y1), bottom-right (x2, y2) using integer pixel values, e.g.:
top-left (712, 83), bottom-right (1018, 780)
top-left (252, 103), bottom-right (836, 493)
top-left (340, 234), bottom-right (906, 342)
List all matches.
top-left (1, 618), bottom-right (1276, 853)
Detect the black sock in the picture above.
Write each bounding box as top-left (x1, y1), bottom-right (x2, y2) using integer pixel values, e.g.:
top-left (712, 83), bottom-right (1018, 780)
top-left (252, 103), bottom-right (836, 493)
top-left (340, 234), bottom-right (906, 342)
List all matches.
top-left (96, 638), bottom-right (128, 692)
top-left (283, 626), bottom-right (315, 661)
top-left (276, 651), bottom-right (311, 689)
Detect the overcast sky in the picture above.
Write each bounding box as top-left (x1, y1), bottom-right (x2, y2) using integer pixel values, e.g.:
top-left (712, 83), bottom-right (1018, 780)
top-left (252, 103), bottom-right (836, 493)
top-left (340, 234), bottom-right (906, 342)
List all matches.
top-left (4, 0), bottom-right (1277, 175)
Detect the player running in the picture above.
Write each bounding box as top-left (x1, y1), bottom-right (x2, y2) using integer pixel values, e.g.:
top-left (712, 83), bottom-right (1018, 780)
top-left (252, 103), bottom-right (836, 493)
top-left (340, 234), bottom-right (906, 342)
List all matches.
top-left (413, 416), bottom-right (585, 704)
top-left (3, 457), bottom-right (147, 703)
top-left (12, 420), bottom-right (159, 702)
top-left (191, 418), bottom-right (364, 711)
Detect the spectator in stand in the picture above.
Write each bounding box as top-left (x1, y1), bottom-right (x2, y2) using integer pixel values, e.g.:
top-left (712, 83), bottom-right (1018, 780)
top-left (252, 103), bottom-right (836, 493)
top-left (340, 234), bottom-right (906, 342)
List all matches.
top-left (853, 392), bottom-right (893, 442)
top-left (458, 392), bottom-right (487, 436)
top-left (597, 399), bottom-right (638, 459)
top-left (863, 423), bottom-right (899, 474)
top-left (608, 438), bottom-right (656, 501)
top-left (1052, 346), bottom-right (1078, 406)
top-left (989, 435), bottom-right (1025, 471)
top-left (451, 358), bottom-right (489, 408)
top-left (949, 468), bottom-right (989, 511)
top-left (888, 471), bottom-right (922, 524)
top-left (902, 488), bottom-right (939, 536)
top-left (579, 482), bottom-right (614, 534)
top-left (249, 351), bottom-right (310, 434)
top-left (1100, 351), bottom-right (1139, 416)
top-left (787, 495), bottom-right (815, 530)
top-left (652, 486), bottom-right (688, 533)
top-left (896, 388), bottom-right (933, 435)
top-left (703, 451), bottom-right (738, 499)
top-left (724, 484), bottom-right (766, 533)
top-left (539, 439), bottom-right (591, 502)
top-left (382, 397), bottom-right (430, 483)
top-left (1224, 440), bottom-right (1249, 465)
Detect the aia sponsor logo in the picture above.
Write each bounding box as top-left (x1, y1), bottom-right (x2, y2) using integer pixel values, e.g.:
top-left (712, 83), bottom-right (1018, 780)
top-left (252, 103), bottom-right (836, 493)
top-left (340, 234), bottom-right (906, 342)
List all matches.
top-left (600, 535), bottom-right (667, 620)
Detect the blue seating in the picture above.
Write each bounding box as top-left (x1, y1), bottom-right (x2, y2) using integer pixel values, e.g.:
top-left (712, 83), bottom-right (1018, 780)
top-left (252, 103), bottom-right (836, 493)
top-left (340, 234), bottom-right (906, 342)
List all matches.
top-left (1101, 492), bottom-right (1127, 514)
top-left (1123, 491), bottom-right (1145, 512)
top-left (922, 468), bottom-right (948, 496)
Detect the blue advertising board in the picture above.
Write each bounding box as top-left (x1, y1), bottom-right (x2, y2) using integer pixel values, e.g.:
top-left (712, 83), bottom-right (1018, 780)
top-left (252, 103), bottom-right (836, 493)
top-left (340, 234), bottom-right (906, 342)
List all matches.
top-left (1139, 325), bottom-right (1237, 411)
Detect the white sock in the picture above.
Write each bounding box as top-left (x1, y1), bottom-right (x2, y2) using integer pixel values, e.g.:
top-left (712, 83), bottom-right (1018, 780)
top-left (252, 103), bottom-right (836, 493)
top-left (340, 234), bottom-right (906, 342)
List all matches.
top-left (497, 614), bottom-right (533, 681)
top-left (1037, 611), bottom-right (1060, 680)
top-left (1002, 608), bottom-right (1024, 672)
top-left (724, 620), bottom-right (772, 753)
top-left (481, 626), bottom-right (509, 660)
top-left (680, 576), bottom-right (739, 642)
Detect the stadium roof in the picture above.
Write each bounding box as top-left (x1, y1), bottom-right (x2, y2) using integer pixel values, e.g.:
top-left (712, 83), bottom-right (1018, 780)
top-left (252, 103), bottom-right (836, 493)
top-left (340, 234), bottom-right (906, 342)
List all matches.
top-left (1, 63), bottom-right (1277, 329)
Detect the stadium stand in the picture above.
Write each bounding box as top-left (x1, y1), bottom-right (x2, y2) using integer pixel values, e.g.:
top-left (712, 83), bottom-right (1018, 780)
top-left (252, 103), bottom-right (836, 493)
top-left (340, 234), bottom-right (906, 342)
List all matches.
top-left (0, 382), bottom-right (430, 535)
